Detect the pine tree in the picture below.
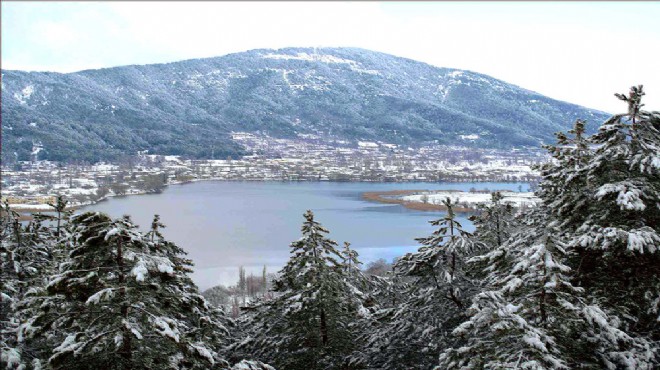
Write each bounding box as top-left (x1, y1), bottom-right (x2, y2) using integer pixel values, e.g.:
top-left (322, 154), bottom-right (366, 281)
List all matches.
top-left (555, 86), bottom-right (659, 367)
top-left (537, 119), bottom-right (593, 231)
top-left (1, 201), bottom-right (54, 369)
top-left (440, 87), bottom-right (659, 369)
top-left (146, 214), bottom-right (166, 243)
top-left (46, 195), bottom-right (71, 239)
top-left (340, 242), bottom-right (369, 296)
top-left (440, 210), bottom-right (655, 369)
top-left (1, 202), bottom-right (25, 369)
top-left (469, 192), bottom-right (516, 250)
top-left (367, 198), bottom-right (479, 369)
top-left (145, 214), bottom-right (233, 368)
top-left (235, 210), bottom-right (367, 370)
top-left (261, 265), bottom-right (267, 296)
top-left (341, 242), bottom-right (361, 279)
top-left (403, 197), bottom-right (479, 309)
top-left (532, 86), bottom-right (658, 367)
top-left (238, 266), bottom-right (247, 303)
top-left (19, 212), bottom-right (232, 369)
top-left (355, 267), bottom-right (409, 369)
top-left (439, 211), bottom-right (582, 369)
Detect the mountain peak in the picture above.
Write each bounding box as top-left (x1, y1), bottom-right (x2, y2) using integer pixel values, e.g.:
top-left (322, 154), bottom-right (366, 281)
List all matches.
top-left (2, 48), bottom-right (609, 162)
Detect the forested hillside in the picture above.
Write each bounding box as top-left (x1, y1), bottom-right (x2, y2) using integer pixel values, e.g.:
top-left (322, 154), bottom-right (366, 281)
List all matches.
top-left (1, 87), bottom-right (657, 369)
top-left (2, 47), bottom-right (609, 162)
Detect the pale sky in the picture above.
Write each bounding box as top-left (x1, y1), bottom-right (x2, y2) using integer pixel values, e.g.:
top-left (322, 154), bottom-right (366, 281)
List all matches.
top-left (2, 1), bottom-right (659, 113)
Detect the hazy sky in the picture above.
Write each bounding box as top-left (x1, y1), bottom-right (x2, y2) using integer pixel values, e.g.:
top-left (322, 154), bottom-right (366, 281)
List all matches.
top-left (2, 1), bottom-right (659, 112)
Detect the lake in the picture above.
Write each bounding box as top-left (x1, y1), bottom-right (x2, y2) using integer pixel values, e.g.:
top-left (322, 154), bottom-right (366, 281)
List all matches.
top-left (84, 181), bottom-right (529, 290)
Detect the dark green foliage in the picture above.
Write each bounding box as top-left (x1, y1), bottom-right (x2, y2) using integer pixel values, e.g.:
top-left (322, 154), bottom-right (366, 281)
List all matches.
top-left (1, 203), bottom-right (26, 368)
top-left (235, 210), bottom-right (366, 370)
top-left (19, 212), bottom-right (232, 370)
top-left (468, 192), bottom-right (516, 250)
top-left (1, 199), bottom-right (67, 369)
top-left (440, 86), bottom-right (659, 369)
top-left (556, 86), bottom-right (660, 364)
top-left (439, 210), bottom-right (584, 369)
top-left (363, 199), bottom-right (479, 369)
top-left (466, 191), bottom-right (518, 281)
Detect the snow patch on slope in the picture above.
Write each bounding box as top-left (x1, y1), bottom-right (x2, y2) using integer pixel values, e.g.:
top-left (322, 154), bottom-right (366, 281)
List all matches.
top-left (262, 52), bottom-right (379, 75)
top-left (14, 85), bottom-right (35, 104)
top-left (460, 134), bottom-right (480, 141)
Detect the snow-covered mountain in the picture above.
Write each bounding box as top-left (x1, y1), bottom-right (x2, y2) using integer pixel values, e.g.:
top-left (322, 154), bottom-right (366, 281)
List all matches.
top-left (1, 47), bottom-right (609, 162)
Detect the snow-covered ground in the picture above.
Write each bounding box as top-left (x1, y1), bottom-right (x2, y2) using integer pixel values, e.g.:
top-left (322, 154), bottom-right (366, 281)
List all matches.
top-left (402, 190), bottom-right (540, 208)
top-left (6, 203), bottom-right (54, 210)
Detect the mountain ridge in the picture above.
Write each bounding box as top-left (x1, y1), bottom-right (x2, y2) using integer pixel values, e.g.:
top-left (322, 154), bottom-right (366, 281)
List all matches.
top-left (1, 47), bottom-right (610, 162)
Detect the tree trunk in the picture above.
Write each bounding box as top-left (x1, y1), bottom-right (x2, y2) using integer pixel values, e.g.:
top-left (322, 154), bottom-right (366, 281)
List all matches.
top-left (320, 308), bottom-right (328, 346)
top-left (540, 262), bottom-right (547, 326)
top-left (117, 239), bottom-right (132, 370)
top-left (56, 210), bottom-right (61, 238)
top-left (496, 213), bottom-right (502, 247)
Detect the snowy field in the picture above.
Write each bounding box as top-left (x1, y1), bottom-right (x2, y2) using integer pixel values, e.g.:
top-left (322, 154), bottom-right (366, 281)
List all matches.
top-left (401, 190), bottom-right (540, 208)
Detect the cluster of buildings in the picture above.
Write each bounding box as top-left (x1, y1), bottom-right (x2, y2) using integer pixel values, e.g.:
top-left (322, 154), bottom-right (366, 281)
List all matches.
top-left (1, 132), bottom-right (544, 211)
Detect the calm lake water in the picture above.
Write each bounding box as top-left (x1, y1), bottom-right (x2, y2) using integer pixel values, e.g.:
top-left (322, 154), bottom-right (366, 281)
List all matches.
top-left (84, 181), bottom-right (529, 290)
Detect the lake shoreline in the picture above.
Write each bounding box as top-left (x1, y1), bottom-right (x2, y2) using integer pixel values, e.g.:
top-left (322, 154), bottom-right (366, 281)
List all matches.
top-left (10, 178), bottom-right (530, 220)
top-left (362, 189), bottom-right (476, 212)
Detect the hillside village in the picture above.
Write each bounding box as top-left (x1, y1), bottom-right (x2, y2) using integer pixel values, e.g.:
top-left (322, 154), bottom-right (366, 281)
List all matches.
top-left (2, 133), bottom-right (542, 212)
